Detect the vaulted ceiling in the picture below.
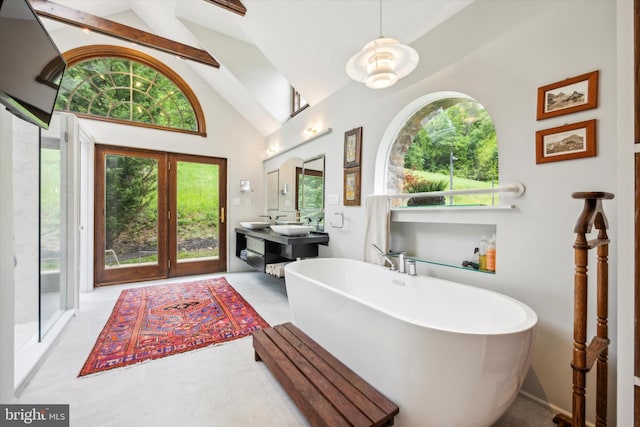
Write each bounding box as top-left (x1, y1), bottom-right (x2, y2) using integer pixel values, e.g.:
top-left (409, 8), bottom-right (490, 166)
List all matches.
top-left (37, 0), bottom-right (474, 136)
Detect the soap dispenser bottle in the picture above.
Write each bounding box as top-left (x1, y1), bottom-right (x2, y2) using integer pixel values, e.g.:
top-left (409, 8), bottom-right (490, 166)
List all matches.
top-left (486, 234), bottom-right (496, 272)
top-left (478, 235), bottom-right (488, 271)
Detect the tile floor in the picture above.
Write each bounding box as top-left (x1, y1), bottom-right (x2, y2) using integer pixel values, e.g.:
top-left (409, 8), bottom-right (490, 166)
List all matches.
top-left (15, 272), bottom-right (558, 426)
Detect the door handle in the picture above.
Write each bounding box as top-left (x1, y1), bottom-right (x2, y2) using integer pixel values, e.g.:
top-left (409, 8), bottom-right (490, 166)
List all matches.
top-left (220, 207), bottom-right (225, 224)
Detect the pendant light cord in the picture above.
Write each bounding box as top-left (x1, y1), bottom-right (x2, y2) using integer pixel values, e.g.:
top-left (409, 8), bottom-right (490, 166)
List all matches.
top-left (373, 0), bottom-right (383, 68)
top-left (379, 0), bottom-right (383, 37)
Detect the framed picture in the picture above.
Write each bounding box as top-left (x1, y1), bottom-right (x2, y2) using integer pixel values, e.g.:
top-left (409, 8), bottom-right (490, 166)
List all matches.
top-left (343, 167), bottom-right (361, 206)
top-left (535, 120), bottom-right (596, 164)
top-left (344, 127), bottom-right (362, 168)
top-left (536, 70), bottom-right (598, 120)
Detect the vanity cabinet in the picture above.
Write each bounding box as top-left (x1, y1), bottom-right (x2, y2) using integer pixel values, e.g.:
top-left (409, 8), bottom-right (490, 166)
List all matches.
top-left (235, 227), bottom-right (329, 272)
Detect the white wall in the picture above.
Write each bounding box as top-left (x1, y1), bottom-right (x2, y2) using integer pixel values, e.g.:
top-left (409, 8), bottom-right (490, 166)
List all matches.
top-left (615, 0), bottom-right (635, 424)
top-left (265, 0), bottom-right (622, 422)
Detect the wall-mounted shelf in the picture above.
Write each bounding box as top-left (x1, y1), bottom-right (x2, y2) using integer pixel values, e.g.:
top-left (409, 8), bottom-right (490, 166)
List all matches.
top-left (391, 204), bottom-right (515, 224)
top-left (235, 227), bottom-right (329, 273)
top-left (388, 253), bottom-right (495, 275)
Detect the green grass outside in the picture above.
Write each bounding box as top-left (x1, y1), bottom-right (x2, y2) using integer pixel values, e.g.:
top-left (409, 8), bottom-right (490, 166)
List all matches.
top-left (176, 161), bottom-right (219, 221)
top-left (109, 161), bottom-right (221, 265)
top-left (404, 169), bottom-right (500, 206)
top-left (144, 161), bottom-right (219, 225)
top-left (41, 149), bottom-right (62, 272)
top-left (41, 154), bottom-right (223, 270)
top-left (105, 248), bottom-right (219, 267)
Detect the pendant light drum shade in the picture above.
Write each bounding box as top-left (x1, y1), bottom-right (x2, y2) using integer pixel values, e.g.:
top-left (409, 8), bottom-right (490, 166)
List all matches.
top-left (346, 37), bottom-right (419, 89)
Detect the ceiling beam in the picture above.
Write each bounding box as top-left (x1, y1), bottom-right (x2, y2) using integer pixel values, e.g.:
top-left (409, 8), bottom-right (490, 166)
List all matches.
top-left (29, 0), bottom-right (220, 68)
top-left (202, 0), bottom-right (246, 17)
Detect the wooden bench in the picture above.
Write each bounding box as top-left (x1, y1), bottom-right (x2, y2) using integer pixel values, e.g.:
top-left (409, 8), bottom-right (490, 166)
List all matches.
top-left (252, 322), bottom-right (399, 427)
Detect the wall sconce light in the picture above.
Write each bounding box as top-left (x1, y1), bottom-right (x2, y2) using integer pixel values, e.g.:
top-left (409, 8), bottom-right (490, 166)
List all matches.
top-left (264, 128), bottom-right (332, 160)
top-left (281, 183), bottom-right (289, 195)
top-left (302, 127), bottom-right (332, 144)
top-left (240, 180), bottom-right (252, 193)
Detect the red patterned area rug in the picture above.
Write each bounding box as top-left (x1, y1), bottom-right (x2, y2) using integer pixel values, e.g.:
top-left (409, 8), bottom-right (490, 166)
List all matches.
top-left (79, 277), bottom-right (269, 377)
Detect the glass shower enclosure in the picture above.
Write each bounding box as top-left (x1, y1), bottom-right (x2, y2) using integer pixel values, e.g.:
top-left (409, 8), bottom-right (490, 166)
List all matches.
top-left (13, 112), bottom-right (81, 390)
top-left (40, 128), bottom-right (69, 338)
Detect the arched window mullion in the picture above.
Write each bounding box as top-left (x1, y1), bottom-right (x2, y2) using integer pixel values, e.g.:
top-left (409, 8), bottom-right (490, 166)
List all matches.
top-left (56, 45), bottom-right (206, 136)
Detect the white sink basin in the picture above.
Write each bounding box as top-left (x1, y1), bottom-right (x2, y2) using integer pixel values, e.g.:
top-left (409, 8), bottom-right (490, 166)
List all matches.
top-left (275, 220), bottom-right (303, 225)
top-left (240, 221), bottom-right (270, 230)
top-left (270, 225), bottom-right (313, 236)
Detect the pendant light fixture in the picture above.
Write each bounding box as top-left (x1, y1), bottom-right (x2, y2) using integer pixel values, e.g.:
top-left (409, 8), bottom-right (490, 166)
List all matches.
top-left (346, 0), bottom-right (419, 89)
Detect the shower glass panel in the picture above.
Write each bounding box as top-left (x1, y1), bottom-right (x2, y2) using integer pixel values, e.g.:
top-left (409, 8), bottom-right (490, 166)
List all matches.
top-left (39, 135), bottom-right (68, 339)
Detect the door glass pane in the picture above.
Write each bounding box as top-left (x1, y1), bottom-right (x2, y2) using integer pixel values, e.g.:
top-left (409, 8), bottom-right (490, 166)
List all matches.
top-left (104, 154), bottom-right (159, 268)
top-left (176, 161), bottom-right (219, 263)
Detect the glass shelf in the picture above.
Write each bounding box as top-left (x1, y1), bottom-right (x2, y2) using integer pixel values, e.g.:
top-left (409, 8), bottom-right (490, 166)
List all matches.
top-left (388, 253), bottom-right (495, 275)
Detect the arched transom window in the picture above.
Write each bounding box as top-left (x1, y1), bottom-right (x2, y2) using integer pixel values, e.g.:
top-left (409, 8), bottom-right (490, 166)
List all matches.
top-left (55, 45), bottom-right (206, 136)
top-left (379, 92), bottom-right (498, 206)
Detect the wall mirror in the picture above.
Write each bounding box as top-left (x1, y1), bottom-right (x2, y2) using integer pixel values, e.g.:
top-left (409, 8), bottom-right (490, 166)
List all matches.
top-left (266, 169), bottom-right (279, 210)
top-left (278, 157), bottom-right (303, 212)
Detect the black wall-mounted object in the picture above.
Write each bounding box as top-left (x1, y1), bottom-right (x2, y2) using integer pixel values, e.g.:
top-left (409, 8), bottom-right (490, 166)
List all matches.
top-left (0, 0), bottom-right (66, 129)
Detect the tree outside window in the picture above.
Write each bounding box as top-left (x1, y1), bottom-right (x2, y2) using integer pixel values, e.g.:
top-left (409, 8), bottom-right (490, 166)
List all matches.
top-left (54, 46), bottom-right (205, 135)
top-left (390, 97), bottom-right (498, 206)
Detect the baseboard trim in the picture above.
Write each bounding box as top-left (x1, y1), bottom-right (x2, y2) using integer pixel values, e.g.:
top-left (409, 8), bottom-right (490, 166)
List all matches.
top-left (518, 390), bottom-right (596, 427)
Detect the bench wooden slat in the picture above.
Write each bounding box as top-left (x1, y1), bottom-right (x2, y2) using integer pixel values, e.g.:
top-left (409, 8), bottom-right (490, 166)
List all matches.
top-left (280, 322), bottom-right (400, 418)
top-left (274, 324), bottom-right (390, 424)
top-left (253, 322), bottom-right (399, 427)
top-left (263, 327), bottom-right (372, 427)
top-left (252, 328), bottom-right (350, 427)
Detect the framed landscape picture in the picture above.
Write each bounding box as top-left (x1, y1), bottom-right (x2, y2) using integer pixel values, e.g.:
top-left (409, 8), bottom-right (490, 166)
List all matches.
top-left (536, 70), bottom-right (598, 120)
top-left (535, 119), bottom-right (596, 164)
top-left (343, 167), bottom-right (361, 206)
top-left (344, 127), bottom-right (362, 168)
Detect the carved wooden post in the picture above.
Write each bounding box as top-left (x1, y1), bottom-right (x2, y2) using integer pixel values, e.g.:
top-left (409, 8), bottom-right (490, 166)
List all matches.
top-left (553, 191), bottom-right (613, 427)
top-left (595, 223), bottom-right (609, 427)
top-left (573, 229), bottom-right (589, 427)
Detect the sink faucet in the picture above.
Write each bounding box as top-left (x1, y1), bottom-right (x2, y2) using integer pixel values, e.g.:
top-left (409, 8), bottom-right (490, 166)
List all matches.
top-left (371, 244), bottom-right (397, 270)
top-left (258, 215), bottom-right (272, 223)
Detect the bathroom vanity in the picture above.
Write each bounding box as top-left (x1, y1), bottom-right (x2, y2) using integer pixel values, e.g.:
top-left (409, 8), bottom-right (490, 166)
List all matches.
top-left (235, 227), bottom-right (329, 272)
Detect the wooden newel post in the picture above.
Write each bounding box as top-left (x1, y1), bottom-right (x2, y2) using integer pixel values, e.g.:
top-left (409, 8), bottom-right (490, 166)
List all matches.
top-left (553, 191), bottom-right (613, 427)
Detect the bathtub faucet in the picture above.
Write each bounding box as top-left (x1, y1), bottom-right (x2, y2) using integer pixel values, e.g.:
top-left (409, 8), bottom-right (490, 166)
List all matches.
top-left (371, 244), bottom-right (397, 271)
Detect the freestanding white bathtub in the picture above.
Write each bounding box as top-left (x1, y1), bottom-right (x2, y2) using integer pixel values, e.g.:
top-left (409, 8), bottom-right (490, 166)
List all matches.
top-left (284, 258), bottom-right (537, 427)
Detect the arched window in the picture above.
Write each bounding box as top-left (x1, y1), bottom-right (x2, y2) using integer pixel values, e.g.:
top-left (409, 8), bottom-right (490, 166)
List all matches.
top-left (55, 45), bottom-right (206, 136)
top-left (377, 92), bottom-right (498, 206)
